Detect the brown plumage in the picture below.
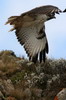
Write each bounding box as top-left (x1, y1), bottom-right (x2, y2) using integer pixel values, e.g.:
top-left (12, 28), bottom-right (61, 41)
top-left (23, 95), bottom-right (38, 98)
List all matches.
top-left (6, 5), bottom-right (63, 63)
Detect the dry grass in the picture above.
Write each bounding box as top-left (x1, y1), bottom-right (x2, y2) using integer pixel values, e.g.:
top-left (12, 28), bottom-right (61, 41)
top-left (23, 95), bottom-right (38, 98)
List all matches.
top-left (10, 89), bottom-right (23, 100)
top-left (5, 96), bottom-right (16, 100)
top-left (0, 50), bottom-right (21, 77)
top-left (0, 60), bottom-right (20, 76)
top-left (10, 88), bottom-right (31, 100)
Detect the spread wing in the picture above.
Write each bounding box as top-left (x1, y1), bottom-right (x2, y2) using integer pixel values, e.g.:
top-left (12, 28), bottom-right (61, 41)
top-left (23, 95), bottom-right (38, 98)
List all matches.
top-left (16, 23), bottom-right (48, 63)
top-left (6, 14), bottom-right (48, 63)
top-left (17, 22), bottom-right (48, 62)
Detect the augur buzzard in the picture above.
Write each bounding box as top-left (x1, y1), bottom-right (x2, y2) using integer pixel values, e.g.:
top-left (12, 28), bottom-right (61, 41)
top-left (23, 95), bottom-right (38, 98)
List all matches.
top-left (6, 5), bottom-right (65, 63)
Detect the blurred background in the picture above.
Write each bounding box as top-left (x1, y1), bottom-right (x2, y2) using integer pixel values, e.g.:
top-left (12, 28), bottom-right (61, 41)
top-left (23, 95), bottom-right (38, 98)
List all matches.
top-left (0, 0), bottom-right (66, 59)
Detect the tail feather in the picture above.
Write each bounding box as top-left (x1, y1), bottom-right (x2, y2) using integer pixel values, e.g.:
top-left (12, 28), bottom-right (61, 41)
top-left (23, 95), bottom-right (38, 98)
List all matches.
top-left (5, 16), bottom-right (21, 32)
top-left (5, 16), bottom-right (18, 25)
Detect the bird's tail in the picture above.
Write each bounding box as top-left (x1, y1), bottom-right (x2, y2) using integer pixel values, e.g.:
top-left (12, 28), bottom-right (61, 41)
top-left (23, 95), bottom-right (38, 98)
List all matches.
top-left (5, 16), bottom-right (18, 25)
top-left (5, 16), bottom-right (19, 31)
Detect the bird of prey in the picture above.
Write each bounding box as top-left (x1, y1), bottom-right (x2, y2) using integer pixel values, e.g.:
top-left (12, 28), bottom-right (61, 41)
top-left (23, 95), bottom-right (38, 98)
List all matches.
top-left (6, 5), bottom-right (65, 63)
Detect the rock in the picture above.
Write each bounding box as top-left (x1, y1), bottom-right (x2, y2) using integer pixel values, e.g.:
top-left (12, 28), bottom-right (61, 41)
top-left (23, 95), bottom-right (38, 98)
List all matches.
top-left (27, 62), bottom-right (33, 66)
top-left (16, 59), bottom-right (28, 65)
top-left (23, 88), bottom-right (31, 100)
top-left (3, 79), bottom-right (14, 95)
top-left (0, 71), bottom-right (4, 76)
top-left (0, 91), bottom-right (4, 100)
top-left (32, 88), bottom-right (42, 98)
top-left (36, 65), bottom-right (41, 74)
top-left (0, 79), bottom-right (14, 96)
top-left (5, 96), bottom-right (16, 100)
top-left (54, 88), bottom-right (66, 100)
top-left (52, 74), bottom-right (60, 81)
top-left (0, 98), bottom-right (2, 100)
top-left (0, 91), bottom-right (4, 98)
top-left (0, 50), bottom-right (16, 57)
top-left (0, 79), bottom-right (6, 93)
top-left (24, 88), bottom-right (31, 97)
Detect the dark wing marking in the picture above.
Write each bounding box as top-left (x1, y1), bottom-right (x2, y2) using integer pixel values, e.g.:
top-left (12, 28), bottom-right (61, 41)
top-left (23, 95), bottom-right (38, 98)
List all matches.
top-left (39, 27), bottom-right (49, 63)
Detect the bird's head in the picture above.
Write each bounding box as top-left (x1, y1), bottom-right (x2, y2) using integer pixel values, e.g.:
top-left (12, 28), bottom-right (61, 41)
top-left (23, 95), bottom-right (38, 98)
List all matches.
top-left (28, 5), bottom-right (62, 22)
top-left (44, 6), bottom-right (62, 20)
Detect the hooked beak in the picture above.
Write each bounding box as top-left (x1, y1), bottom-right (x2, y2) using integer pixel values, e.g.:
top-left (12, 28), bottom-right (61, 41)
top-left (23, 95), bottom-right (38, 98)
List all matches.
top-left (47, 9), bottom-right (62, 20)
